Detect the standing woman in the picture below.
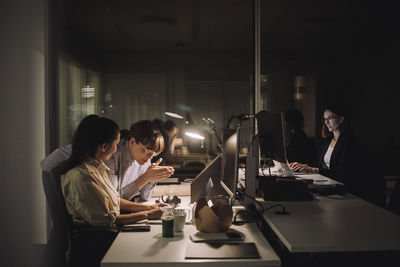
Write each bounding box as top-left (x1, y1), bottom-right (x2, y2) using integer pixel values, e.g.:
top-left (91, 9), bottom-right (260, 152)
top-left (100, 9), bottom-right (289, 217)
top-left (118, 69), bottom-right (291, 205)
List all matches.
top-left (290, 106), bottom-right (358, 185)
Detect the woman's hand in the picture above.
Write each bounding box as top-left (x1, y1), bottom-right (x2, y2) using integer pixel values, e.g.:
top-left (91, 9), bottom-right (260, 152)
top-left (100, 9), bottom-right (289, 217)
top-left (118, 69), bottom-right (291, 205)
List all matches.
top-left (149, 202), bottom-right (169, 210)
top-left (146, 208), bottom-right (163, 219)
top-left (289, 162), bottom-right (318, 173)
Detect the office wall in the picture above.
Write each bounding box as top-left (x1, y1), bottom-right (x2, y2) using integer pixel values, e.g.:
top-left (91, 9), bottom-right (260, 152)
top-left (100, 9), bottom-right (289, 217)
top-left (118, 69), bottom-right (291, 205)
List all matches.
top-left (0, 0), bottom-right (46, 266)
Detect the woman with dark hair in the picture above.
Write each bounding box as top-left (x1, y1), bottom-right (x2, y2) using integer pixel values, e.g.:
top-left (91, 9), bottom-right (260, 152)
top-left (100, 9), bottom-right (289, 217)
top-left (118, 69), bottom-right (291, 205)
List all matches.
top-left (61, 115), bottom-right (166, 229)
top-left (289, 105), bottom-right (358, 184)
top-left (290, 106), bottom-right (386, 206)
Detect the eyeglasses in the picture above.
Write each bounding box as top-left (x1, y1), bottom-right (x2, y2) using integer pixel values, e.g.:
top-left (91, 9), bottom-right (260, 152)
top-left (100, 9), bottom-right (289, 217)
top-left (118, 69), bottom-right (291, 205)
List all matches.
top-left (137, 142), bottom-right (156, 156)
top-left (323, 115), bottom-right (338, 123)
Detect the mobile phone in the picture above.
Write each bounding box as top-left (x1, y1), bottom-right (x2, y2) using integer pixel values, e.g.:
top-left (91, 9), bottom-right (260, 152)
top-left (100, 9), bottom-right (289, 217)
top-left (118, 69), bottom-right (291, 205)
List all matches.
top-left (121, 225), bottom-right (151, 232)
top-left (226, 232), bottom-right (243, 240)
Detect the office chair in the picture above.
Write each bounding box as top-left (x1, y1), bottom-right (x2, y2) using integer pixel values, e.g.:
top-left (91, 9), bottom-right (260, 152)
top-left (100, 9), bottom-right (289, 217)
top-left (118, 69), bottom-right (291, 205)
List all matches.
top-left (388, 178), bottom-right (400, 215)
top-left (351, 144), bottom-right (386, 208)
top-left (42, 166), bottom-right (118, 267)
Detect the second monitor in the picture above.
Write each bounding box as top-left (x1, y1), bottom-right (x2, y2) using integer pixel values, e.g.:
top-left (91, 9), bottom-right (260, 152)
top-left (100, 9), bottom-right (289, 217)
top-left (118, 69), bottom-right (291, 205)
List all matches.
top-left (190, 128), bottom-right (240, 203)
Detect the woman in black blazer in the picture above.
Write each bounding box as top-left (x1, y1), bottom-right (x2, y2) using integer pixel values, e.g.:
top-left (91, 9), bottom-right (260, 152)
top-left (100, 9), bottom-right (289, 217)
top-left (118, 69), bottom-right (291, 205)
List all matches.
top-left (290, 106), bottom-right (386, 206)
top-left (290, 106), bottom-right (358, 185)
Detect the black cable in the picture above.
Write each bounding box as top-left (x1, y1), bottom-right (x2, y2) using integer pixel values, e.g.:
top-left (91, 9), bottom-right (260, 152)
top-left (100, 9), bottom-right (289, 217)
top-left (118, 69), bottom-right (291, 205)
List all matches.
top-left (232, 209), bottom-right (258, 225)
top-left (239, 185), bottom-right (289, 215)
top-left (262, 204), bottom-right (289, 215)
top-left (246, 133), bottom-right (259, 156)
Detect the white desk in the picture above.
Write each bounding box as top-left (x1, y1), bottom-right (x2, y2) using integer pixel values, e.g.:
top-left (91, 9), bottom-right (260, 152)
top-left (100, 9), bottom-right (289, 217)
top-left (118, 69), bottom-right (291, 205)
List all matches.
top-left (239, 167), bottom-right (340, 189)
top-left (261, 194), bottom-right (400, 253)
top-left (101, 223), bottom-right (280, 267)
top-left (102, 195), bottom-right (280, 266)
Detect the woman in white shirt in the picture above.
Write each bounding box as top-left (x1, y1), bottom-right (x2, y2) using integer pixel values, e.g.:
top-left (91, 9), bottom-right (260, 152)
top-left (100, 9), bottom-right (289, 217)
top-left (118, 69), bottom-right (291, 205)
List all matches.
top-left (61, 115), bottom-right (167, 228)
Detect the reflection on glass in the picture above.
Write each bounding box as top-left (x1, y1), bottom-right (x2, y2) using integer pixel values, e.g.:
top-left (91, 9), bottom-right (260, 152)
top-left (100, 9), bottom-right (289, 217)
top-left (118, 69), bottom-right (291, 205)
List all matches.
top-left (55, 0), bottom-right (254, 178)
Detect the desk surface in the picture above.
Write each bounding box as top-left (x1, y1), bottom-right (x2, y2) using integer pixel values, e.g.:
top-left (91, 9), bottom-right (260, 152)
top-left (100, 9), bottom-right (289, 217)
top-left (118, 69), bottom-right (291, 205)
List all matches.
top-left (261, 194), bottom-right (400, 253)
top-left (102, 223), bottom-right (280, 267)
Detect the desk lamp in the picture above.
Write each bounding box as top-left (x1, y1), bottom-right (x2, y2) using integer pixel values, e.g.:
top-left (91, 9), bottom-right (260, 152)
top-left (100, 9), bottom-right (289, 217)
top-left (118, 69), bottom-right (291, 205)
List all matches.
top-left (185, 130), bottom-right (205, 148)
top-left (164, 111), bottom-right (184, 119)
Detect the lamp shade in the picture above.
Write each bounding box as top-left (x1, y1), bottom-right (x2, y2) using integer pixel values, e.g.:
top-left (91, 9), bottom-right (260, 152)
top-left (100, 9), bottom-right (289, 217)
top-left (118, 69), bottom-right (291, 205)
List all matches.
top-left (164, 111), bottom-right (184, 119)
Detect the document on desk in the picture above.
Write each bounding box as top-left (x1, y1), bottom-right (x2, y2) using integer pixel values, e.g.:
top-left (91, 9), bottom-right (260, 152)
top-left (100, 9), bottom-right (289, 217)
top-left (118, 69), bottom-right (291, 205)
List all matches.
top-left (295, 174), bottom-right (339, 188)
top-left (185, 242), bottom-right (260, 259)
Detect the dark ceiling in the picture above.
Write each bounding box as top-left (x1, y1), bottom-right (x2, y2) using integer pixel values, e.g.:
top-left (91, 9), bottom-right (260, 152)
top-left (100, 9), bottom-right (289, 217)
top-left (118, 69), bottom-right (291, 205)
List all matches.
top-left (58, 0), bottom-right (384, 60)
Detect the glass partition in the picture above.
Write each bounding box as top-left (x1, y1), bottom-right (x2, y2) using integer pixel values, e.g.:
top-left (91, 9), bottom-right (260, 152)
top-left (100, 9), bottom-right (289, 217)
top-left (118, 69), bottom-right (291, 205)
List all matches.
top-left (53, 0), bottom-right (254, 177)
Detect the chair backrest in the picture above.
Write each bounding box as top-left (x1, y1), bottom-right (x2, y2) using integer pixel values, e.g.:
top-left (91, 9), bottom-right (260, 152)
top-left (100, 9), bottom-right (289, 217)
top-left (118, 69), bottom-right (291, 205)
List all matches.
top-left (388, 179), bottom-right (400, 215)
top-left (42, 165), bottom-right (73, 263)
top-left (354, 144), bottom-right (386, 208)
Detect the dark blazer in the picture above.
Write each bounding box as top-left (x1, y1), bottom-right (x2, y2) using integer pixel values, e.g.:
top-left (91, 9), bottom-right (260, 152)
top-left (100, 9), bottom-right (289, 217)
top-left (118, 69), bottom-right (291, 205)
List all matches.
top-left (318, 132), bottom-right (386, 206)
top-left (317, 131), bottom-right (358, 185)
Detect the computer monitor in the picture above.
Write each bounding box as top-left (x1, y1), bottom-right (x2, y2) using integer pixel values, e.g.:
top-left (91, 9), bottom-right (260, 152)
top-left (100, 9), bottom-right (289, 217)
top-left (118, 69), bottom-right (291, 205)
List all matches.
top-left (256, 111), bottom-right (287, 164)
top-left (220, 129), bottom-right (240, 199)
top-left (190, 129), bottom-right (240, 203)
top-left (190, 156), bottom-right (221, 203)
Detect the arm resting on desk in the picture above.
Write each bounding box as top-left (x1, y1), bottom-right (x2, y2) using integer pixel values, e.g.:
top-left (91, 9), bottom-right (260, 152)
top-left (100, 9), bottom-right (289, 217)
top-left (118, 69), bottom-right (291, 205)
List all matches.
top-left (119, 198), bottom-right (167, 212)
top-left (116, 198), bottom-right (167, 225)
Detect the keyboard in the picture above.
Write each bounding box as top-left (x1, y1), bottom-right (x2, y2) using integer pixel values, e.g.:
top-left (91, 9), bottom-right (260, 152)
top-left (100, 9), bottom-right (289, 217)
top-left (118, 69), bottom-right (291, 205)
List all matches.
top-left (157, 177), bottom-right (181, 185)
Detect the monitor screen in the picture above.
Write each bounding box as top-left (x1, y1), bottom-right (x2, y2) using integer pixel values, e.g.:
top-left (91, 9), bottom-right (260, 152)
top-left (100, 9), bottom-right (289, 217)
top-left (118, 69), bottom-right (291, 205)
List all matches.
top-left (256, 111), bottom-right (287, 164)
top-left (221, 129), bottom-right (240, 199)
top-left (190, 156), bottom-right (221, 203)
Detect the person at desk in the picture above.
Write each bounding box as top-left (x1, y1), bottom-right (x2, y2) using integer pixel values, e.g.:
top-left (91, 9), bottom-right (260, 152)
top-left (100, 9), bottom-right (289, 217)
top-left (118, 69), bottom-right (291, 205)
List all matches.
top-left (41, 119), bottom-right (174, 201)
top-left (290, 106), bottom-right (358, 186)
top-left (164, 119), bottom-right (179, 154)
top-left (284, 107), bottom-right (315, 165)
top-left (61, 116), bottom-right (167, 227)
top-left (105, 120), bottom-right (175, 201)
top-left (59, 116), bottom-right (168, 267)
top-left (152, 119), bottom-right (179, 164)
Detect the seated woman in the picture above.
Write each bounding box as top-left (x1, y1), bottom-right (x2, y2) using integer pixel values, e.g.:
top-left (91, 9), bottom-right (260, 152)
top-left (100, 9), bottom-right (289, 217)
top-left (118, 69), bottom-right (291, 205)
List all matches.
top-left (289, 105), bottom-right (358, 186)
top-left (290, 106), bottom-right (386, 206)
top-left (59, 115), bottom-right (168, 266)
top-left (61, 115), bottom-right (167, 228)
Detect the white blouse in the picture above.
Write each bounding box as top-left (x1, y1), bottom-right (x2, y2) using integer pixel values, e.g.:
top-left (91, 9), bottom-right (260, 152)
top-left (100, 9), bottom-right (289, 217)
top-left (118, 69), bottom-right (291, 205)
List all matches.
top-left (62, 158), bottom-right (120, 227)
top-left (323, 145), bottom-right (334, 169)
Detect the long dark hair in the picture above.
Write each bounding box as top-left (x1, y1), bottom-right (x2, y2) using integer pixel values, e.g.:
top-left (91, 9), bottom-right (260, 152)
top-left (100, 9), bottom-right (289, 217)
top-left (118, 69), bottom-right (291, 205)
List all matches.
top-left (61, 115), bottom-right (119, 174)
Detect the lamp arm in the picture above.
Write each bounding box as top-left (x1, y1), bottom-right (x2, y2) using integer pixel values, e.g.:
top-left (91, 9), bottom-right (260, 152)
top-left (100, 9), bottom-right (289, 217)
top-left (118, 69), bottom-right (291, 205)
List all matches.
top-left (212, 127), bottom-right (224, 151)
top-left (202, 117), bottom-right (224, 151)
